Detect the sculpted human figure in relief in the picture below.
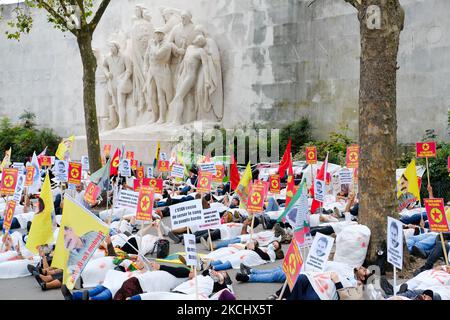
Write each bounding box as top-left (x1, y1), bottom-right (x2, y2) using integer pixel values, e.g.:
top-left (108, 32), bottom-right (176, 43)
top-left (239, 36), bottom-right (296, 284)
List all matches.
top-left (130, 4), bottom-right (154, 114)
top-left (168, 35), bottom-right (211, 125)
top-left (103, 41), bottom-right (133, 129)
top-left (144, 29), bottom-right (184, 124)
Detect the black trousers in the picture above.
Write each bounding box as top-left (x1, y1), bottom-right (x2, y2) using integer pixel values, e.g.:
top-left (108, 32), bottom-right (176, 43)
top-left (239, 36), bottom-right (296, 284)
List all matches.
top-left (160, 265), bottom-right (190, 278)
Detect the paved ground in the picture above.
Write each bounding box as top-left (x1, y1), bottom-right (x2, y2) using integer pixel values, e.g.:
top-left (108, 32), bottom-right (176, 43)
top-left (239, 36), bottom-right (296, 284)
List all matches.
top-left (0, 218), bottom-right (287, 300)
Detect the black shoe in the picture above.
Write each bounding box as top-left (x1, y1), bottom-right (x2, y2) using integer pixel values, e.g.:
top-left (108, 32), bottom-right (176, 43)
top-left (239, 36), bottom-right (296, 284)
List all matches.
top-left (168, 231), bottom-right (181, 244)
top-left (240, 263), bottom-right (252, 275)
top-left (411, 246), bottom-right (427, 259)
top-left (61, 285), bottom-right (73, 300)
top-left (380, 276), bottom-right (393, 296)
top-left (33, 272), bottom-right (43, 286)
top-left (235, 273), bottom-right (249, 282)
top-left (40, 282), bottom-right (47, 291)
top-left (27, 264), bottom-right (36, 275)
top-left (82, 290), bottom-right (89, 300)
top-left (261, 216), bottom-right (267, 229)
top-left (398, 283), bottom-right (408, 294)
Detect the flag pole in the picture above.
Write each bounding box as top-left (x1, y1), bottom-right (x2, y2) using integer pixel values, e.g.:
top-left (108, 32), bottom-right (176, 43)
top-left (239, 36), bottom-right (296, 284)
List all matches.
top-left (393, 267), bottom-right (397, 296)
top-left (425, 157), bottom-right (431, 186)
top-left (278, 280), bottom-right (288, 300)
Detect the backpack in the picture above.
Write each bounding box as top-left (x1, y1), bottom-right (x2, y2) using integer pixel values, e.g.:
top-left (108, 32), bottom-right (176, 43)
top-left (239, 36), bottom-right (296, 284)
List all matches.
top-left (150, 239), bottom-right (170, 259)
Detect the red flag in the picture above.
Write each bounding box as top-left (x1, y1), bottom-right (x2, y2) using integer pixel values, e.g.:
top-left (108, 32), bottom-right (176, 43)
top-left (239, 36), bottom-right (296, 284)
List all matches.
top-left (310, 154), bottom-right (328, 214)
top-left (278, 138), bottom-right (292, 179)
top-left (285, 158), bottom-right (295, 207)
top-left (109, 148), bottom-right (121, 177)
top-left (230, 155), bottom-right (240, 191)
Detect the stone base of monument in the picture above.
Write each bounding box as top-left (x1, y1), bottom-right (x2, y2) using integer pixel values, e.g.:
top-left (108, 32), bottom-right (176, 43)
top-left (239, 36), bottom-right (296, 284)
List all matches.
top-left (71, 120), bottom-right (220, 164)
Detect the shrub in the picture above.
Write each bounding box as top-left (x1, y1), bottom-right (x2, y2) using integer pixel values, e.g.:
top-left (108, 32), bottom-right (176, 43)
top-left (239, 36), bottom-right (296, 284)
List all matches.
top-left (0, 111), bottom-right (60, 163)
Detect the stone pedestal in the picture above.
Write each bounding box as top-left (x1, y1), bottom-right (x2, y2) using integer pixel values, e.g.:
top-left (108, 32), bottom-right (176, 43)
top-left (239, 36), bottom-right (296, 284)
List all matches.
top-left (71, 121), bottom-right (219, 164)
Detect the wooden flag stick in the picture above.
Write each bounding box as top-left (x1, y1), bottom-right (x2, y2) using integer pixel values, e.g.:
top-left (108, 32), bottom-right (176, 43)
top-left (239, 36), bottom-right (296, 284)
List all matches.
top-left (426, 157), bottom-right (431, 186)
top-left (250, 213), bottom-right (256, 241)
top-left (278, 280), bottom-right (288, 300)
top-left (440, 232), bottom-right (449, 265)
top-left (393, 267), bottom-right (397, 296)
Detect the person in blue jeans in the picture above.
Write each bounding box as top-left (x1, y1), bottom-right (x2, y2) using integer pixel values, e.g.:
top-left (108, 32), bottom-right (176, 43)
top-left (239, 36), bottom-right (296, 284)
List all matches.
top-left (70, 285), bottom-right (112, 300)
top-left (214, 237), bottom-right (242, 249)
top-left (400, 211), bottom-right (429, 228)
top-left (235, 265), bottom-right (286, 283)
top-left (407, 232), bottom-right (437, 258)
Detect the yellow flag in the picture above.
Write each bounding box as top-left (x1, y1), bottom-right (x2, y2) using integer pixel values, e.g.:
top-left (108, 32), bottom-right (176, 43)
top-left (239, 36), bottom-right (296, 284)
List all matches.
top-left (236, 162), bottom-right (252, 209)
top-left (51, 195), bottom-right (109, 289)
top-left (0, 147), bottom-right (11, 172)
top-left (25, 173), bottom-right (54, 253)
top-left (55, 135), bottom-right (75, 160)
top-left (397, 159), bottom-right (420, 211)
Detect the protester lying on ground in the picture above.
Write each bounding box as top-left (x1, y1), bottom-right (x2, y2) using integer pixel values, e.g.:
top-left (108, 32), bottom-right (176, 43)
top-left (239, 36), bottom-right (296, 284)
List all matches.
top-left (127, 267), bottom-right (235, 300)
top-left (270, 262), bottom-right (374, 300)
top-left (203, 240), bottom-right (283, 271)
top-left (414, 232), bottom-right (450, 276)
top-left (235, 264), bottom-right (286, 283)
top-left (404, 226), bottom-right (436, 259)
top-left (202, 230), bottom-right (280, 252)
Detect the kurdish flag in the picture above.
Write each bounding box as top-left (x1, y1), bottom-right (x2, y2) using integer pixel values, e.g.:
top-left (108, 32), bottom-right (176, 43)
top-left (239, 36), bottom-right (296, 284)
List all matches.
top-left (277, 180), bottom-right (310, 244)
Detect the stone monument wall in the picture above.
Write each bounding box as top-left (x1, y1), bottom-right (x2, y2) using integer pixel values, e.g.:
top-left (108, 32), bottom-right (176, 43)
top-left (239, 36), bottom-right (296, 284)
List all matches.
top-left (0, 0), bottom-right (448, 145)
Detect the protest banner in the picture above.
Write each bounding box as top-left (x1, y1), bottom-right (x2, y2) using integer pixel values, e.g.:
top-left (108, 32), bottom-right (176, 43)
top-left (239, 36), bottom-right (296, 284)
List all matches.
top-left (416, 142), bottom-right (437, 158)
top-left (387, 217), bottom-right (403, 270)
top-left (131, 159), bottom-right (138, 171)
top-left (305, 146), bottom-right (317, 165)
top-left (313, 178), bottom-right (326, 202)
top-left (51, 195), bottom-right (109, 290)
top-left (116, 189), bottom-right (139, 210)
top-left (345, 145), bottom-right (359, 168)
top-left (282, 240), bottom-right (304, 291)
top-left (84, 183), bottom-right (101, 205)
top-left (12, 162), bottom-right (25, 172)
top-left (199, 162), bottom-right (217, 175)
top-left (54, 160), bottom-right (69, 182)
top-left (247, 180), bottom-right (268, 213)
top-left (146, 167), bottom-right (154, 178)
top-left (157, 160), bottom-right (170, 172)
top-left (136, 166), bottom-right (145, 180)
top-left (387, 217), bottom-right (404, 295)
top-left (425, 198), bottom-right (449, 233)
top-left (213, 164), bottom-right (225, 183)
top-left (269, 174), bottom-right (280, 194)
top-left (183, 233), bottom-right (198, 267)
top-left (126, 151), bottom-right (135, 160)
top-left (0, 168), bottom-right (18, 195)
top-left (424, 198), bottom-right (449, 266)
top-left (25, 166), bottom-right (35, 187)
top-left (68, 162), bottom-right (82, 186)
top-left (136, 186), bottom-right (154, 221)
top-left (196, 171), bottom-right (213, 194)
top-left (198, 208), bottom-right (221, 231)
top-left (338, 168), bottom-right (353, 185)
top-left (103, 144), bottom-right (112, 157)
top-left (120, 159), bottom-right (132, 177)
top-left (2, 200), bottom-right (17, 232)
top-left (304, 233), bottom-right (334, 272)
top-left (39, 156), bottom-right (52, 167)
top-left (143, 178), bottom-right (163, 194)
top-left (171, 164), bottom-right (185, 179)
top-left (81, 156), bottom-right (89, 172)
top-left (13, 174), bottom-right (25, 202)
top-left (170, 199), bottom-right (203, 229)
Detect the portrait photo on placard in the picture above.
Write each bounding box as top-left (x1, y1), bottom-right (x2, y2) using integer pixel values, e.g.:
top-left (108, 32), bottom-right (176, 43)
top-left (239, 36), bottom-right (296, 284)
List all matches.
top-left (304, 232), bottom-right (334, 272)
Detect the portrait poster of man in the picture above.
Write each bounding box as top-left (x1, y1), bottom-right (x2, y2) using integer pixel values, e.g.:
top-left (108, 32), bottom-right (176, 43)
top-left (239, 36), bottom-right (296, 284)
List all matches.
top-left (396, 160), bottom-right (420, 212)
top-left (120, 159), bottom-right (132, 177)
top-left (54, 160), bottom-right (69, 183)
top-left (387, 217), bottom-right (403, 270)
top-left (304, 232), bottom-right (334, 272)
top-left (51, 195), bottom-right (110, 289)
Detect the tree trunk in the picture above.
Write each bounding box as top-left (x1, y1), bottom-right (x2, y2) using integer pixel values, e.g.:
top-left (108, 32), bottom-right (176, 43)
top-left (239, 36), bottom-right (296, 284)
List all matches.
top-left (77, 31), bottom-right (102, 173)
top-left (353, 1), bottom-right (405, 264)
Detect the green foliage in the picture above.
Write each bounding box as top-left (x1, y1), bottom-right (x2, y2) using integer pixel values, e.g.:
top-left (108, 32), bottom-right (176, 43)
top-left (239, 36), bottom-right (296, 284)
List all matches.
top-left (279, 117), bottom-right (313, 156)
top-left (294, 125), bottom-right (356, 165)
top-left (5, 6), bottom-right (33, 40)
top-left (0, 111), bottom-right (60, 163)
